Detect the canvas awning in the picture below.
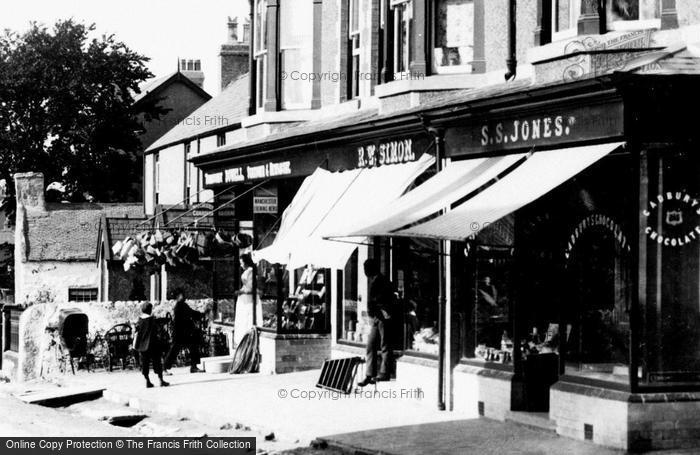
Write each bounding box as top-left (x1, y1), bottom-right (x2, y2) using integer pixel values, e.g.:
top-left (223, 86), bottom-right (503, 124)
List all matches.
top-left (254, 153), bottom-right (435, 269)
top-left (329, 142), bottom-right (624, 241)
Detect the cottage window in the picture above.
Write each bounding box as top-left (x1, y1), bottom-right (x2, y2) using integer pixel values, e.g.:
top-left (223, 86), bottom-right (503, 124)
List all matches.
top-left (68, 288), bottom-right (98, 302)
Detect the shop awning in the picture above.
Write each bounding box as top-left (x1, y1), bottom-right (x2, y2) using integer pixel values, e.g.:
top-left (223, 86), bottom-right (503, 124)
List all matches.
top-left (327, 152), bottom-right (528, 238)
top-left (329, 142), bottom-right (624, 241)
top-left (254, 153), bottom-right (435, 269)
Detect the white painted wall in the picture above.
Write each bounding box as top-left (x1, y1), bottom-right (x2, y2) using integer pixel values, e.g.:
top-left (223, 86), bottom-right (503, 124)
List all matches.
top-left (158, 144), bottom-right (186, 206)
top-left (15, 261), bottom-right (100, 304)
top-left (144, 154), bottom-right (155, 215)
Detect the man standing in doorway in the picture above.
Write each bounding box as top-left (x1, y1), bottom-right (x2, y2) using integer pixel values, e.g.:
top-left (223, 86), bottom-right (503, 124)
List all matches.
top-left (164, 289), bottom-right (204, 374)
top-left (358, 258), bottom-right (394, 387)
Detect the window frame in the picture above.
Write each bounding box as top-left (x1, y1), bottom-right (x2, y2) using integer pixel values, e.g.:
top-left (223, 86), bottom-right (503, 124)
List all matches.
top-left (552, 0), bottom-right (581, 41)
top-left (279, 0), bottom-right (315, 110)
top-left (68, 287), bottom-right (98, 303)
top-left (431, 0), bottom-right (475, 75)
top-left (348, 0), bottom-right (361, 99)
top-left (254, 0), bottom-right (267, 110)
top-left (392, 0), bottom-right (413, 77)
top-left (606, 0), bottom-right (661, 32)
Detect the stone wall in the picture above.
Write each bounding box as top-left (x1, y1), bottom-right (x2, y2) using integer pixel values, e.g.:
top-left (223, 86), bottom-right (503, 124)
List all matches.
top-left (259, 331), bottom-right (330, 374)
top-left (8, 299), bottom-right (213, 382)
top-left (551, 381), bottom-right (700, 451)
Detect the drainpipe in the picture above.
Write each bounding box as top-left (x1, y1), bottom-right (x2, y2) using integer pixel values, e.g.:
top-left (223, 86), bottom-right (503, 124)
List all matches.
top-left (504, 0), bottom-right (517, 81)
top-left (427, 126), bottom-right (447, 411)
top-left (248, 0), bottom-right (256, 116)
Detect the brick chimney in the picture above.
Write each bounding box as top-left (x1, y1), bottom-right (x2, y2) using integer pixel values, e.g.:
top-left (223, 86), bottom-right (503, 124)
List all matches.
top-left (14, 172), bottom-right (46, 214)
top-left (180, 59), bottom-right (205, 88)
top-left (219, 16), bottom-right (250, 91)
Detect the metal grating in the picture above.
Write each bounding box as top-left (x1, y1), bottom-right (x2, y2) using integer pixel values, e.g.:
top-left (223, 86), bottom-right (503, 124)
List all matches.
top-left (316, 357), bottom-right (363, 394)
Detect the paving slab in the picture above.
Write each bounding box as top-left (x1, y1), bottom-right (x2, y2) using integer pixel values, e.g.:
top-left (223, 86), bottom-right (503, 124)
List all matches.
top-left (13, 385), bottom-right (104, 406)
top-left (319, 419), bottom-right (625, 455)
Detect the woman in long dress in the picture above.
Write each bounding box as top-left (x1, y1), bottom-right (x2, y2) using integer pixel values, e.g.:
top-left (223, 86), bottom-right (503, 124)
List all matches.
top-left (233, 253), bottom-right (263, 347)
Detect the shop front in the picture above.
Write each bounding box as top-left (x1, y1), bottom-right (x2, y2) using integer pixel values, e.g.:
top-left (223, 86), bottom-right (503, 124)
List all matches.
top-left (192, 131), bottom-right (437, 375)
top-left (330, 73), bottom-right (700, 451)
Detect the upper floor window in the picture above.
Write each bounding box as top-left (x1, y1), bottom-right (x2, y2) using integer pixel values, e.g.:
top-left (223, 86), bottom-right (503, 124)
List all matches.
top-left (392, 0), bottom-right (412, 75)
top-left (216, 133), bottom-right (226, 147)
top-left (255, 0), bottom-right (267, 109)
top-left (348, 0), bottom-right (361, 98)
top-left (606, 0), bottom-right (660, 30)
top-left (280, 0), bottom-right (314, 109)
top-left (433, 0), bottom-right (474, 74)
top-left (552, 0), bottom-right (581, 41)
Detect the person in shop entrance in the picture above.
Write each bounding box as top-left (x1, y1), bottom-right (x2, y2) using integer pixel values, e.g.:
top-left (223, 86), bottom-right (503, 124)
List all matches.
top-left (358, 258), bottom-right (395, 387)
top-left (133, 302), bottom-right (169, 388)
top-left (163, 289), bottom-right (204, 374)
top-left (233, 253), bottom-right (263, 347)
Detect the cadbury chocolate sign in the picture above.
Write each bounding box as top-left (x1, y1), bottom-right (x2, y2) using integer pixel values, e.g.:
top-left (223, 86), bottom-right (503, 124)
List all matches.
top-left (449, 102), bottom-right (624, 156)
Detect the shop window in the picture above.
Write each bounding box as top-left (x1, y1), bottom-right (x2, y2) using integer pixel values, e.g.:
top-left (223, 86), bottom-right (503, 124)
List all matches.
top-left (392, 0), bottom-right (412, 76)
top-left (552, 0), bottom-right (581, 41)
top-left (432, 0), bottom-right (474, 74)
top-left (606, 0), bottom-right (660, 30)
top-left (280, 0), bottom-right (314, 109)
top-left (254, 0), bottom-right (267, 110)
top-left (523, 154), bottom-right (634, 384)
top-left (68, 288), bottom-right (98, 302)
top-left (340, 250), bottom-right (360, 342)
top-left (640, 148), bottom-right (700, 386)
top-left (394, 237), bottom-right (439, 356)
top-left (460, 219), bottom-right (515, 365)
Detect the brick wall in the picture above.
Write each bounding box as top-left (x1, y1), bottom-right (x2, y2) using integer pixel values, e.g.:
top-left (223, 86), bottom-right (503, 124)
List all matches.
top-left (259, 331), bottom-right (331, 374)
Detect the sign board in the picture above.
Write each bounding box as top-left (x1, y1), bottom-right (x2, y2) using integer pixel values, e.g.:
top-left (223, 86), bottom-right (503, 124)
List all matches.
top-left (446, 101), bottom-right (625, 156)
top-left (253, 187), bottom-right (278, 214)
top-left (201, 134), bottom-right (433, 188)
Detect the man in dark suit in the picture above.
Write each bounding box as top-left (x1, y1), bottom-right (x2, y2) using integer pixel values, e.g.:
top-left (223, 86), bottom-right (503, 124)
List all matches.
top-left (134, 302), bottom-right (169, 388)
top-left (358, 258), bottom-right (394, 387)
top-left (164, 289), bottom-right (204, 374)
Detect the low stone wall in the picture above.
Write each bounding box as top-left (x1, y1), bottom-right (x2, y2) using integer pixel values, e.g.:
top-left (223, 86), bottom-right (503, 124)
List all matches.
top-left (259, 331), bottom-right (330, 374)
top-left (453, 363), bottom-right (514, 420)
top-left (551, 381), bottom-right (700, 451)
top-left (8, 299), bottom-right (213, 382)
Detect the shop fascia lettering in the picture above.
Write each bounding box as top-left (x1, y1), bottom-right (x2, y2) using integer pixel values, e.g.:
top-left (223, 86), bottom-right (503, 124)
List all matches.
top-left (357, 138), bottom-right (416, 168)
top-left (643, 191), bottom-right (700, 247)
top-left (480, 115), bottom-right (575, 146)
top-left (205, 160), bottom-right (292, 185)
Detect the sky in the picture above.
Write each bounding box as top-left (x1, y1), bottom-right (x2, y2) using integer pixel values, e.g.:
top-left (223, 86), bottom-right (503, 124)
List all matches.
top-left (1, 0), bottom-right (249, 95)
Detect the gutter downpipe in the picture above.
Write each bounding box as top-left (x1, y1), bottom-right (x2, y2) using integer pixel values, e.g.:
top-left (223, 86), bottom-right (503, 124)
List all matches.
top-left (505, 0), bottom-right (517, 81)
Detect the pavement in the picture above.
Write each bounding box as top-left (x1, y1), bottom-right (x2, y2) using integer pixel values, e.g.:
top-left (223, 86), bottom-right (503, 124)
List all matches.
top-left (3, 367), bottom-right (699, 454)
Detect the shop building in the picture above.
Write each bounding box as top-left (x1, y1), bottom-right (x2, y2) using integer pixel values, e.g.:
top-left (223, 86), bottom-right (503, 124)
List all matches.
top-left (184, 0), bottom-right (700, 451)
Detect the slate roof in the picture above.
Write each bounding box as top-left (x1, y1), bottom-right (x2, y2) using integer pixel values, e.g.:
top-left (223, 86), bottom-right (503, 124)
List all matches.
top-left (132, 72), bottom-right (211, 105)
top-left (25, 203), bottom-right (144, 262)
top-left (146, 73), bottom-right (250, 153)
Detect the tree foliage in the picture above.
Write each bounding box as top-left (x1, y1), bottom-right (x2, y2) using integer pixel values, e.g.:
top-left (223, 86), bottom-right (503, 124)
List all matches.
top-left (0, 19), bottom-right (166, 202)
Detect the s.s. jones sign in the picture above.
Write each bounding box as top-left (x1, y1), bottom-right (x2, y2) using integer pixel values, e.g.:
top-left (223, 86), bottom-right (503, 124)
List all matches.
top-left (448, 102), bottom-right (624, 156)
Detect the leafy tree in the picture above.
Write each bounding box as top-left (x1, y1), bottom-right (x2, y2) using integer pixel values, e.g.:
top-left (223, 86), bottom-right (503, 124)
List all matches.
top-left (0, 19), bottom-right (166, 203)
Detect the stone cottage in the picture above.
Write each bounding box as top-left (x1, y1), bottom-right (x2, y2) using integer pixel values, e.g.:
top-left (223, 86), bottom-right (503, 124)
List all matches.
top-left (14, 172), bottom-right (144, 304)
